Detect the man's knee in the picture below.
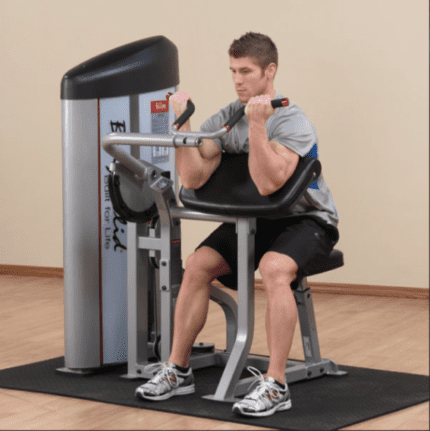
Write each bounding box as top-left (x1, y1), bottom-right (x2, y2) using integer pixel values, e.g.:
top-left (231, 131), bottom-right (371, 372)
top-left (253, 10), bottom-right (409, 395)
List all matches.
top-left (259, 252), bottom-right (298, 291)
top-left (184, 246), bottom-right (231, 282)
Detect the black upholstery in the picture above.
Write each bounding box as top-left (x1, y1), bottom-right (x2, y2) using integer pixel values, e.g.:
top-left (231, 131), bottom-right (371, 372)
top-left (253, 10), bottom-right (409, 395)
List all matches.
top-left (305, 249), bottom-right (344, 276)
top-left (179, 152), bottom-right (321, 218)
top-left (179, 152), bottom-right (343, 282)
top-left (291, 249), bottom-right (344, 290)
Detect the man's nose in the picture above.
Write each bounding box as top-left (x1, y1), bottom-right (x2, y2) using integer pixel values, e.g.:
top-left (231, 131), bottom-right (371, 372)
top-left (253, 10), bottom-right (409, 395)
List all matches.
top-left (233, 73), bottom-right (243, 85)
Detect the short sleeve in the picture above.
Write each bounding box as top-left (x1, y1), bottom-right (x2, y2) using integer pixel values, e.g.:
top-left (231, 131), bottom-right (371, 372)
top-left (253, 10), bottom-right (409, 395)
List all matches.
top-left (268, 105), bottom-right (318, 157)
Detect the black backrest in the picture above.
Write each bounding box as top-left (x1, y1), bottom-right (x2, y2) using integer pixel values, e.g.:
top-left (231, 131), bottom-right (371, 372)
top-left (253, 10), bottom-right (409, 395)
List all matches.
top-left (179, 152), bottom-right (321, 218)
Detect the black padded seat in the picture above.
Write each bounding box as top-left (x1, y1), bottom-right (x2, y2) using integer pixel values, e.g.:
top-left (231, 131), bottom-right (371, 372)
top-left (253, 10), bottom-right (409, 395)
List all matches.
top-left (180, 152), bottom-right (321, 218)
top-left (304, 249), bottom-right (344, 277)
top-left (291, 249), bottom-right (344, 290)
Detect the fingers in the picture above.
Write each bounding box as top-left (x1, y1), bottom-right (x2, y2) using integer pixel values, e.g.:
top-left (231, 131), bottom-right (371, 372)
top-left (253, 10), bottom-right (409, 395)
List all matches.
top-left (245, 94), bottom-right (272, 111)
top-left (245, 94), bottom-right (275, 121)
top-left (248, 94), bottom-right (272, 105)
top-left (169, 90), bottom-right (191, 116)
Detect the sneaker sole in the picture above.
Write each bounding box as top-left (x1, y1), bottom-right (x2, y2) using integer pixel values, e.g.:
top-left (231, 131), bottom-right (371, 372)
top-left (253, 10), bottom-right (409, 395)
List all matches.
top-left (135, 384), bottom-right (195, 401)
top-left (233, 399), bottom-right (292, 417)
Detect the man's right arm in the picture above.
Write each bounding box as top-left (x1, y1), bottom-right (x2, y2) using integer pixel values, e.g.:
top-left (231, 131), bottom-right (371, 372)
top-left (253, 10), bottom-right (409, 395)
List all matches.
top-left (170, 91), bottom-right (222, 190)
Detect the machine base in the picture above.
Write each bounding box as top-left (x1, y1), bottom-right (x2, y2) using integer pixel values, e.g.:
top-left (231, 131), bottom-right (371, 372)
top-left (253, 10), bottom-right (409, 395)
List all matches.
top-left (201, 394), bottom-right (241, 403)
top-left (56, 367), bottom-right (95, 376)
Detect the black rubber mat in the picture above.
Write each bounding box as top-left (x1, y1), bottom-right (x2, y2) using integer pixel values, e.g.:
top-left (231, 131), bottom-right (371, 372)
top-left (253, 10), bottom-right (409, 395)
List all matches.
top-left (0, 357), bottom-right (428, 431)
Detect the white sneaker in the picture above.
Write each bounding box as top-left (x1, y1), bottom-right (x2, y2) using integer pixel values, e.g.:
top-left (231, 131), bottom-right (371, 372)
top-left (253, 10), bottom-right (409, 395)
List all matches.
top-left (232, 366), bottom-right (292, 417)
top-left (135, 362), bottom-right (195, 401)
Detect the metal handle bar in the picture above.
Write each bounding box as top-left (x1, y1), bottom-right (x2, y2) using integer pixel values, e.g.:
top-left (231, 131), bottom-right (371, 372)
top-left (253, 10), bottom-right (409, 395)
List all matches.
top-left (101, 97), bottom-right (289, 180)
top-left (223, 97), bottom-right (289, 132)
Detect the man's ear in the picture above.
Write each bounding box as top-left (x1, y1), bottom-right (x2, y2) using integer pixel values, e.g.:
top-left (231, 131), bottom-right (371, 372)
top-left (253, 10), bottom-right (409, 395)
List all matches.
top-left (266, 62), bottom-right (277, 80)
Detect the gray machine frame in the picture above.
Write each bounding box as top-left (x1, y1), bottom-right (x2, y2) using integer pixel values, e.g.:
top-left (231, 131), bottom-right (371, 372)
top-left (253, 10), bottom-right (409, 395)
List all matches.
top-left (101, 120), bottom-right (346, 403)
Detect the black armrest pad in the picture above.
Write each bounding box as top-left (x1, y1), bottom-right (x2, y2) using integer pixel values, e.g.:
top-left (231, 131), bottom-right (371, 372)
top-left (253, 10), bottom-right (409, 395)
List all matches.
top-left (179, 152), bottom-right (321, 218)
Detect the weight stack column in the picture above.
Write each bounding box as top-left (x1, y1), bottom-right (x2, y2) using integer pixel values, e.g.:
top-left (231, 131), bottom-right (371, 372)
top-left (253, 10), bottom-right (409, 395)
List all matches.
top-left (60, 36), bottom-right (179, 372)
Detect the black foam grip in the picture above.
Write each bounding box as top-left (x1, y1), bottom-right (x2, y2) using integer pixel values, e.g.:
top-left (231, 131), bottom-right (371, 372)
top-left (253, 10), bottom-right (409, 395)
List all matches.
top-left (174, 99), bottom-right (195, 129)
top-left (271, 97), bottom-right (289, 108)
top-left (223, 106), bottom-right (246, 131)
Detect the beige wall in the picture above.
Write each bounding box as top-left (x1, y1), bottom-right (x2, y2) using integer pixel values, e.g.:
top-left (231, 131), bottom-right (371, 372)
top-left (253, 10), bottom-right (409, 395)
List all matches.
top-left (0, 0), bottom-right (428, 288)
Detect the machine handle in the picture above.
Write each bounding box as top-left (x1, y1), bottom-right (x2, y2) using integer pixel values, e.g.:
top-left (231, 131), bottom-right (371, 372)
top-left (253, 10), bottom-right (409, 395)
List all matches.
top-left (222, 97), bottom-right (289, 132)
top-left (101, 97), bottom-right (290, 172)
top-left (172, 99), bottom-right (195, 131)
top-left (271, 97), bottom-right (290, 108)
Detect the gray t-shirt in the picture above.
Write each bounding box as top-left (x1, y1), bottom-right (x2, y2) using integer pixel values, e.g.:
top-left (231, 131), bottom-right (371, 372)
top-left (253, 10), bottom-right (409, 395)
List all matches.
top-left (200, 92), bottom-right (339, 238)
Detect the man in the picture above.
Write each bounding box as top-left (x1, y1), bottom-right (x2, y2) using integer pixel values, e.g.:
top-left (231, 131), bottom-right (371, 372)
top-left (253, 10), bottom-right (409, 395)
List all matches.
top-left (135, 32), bottom-right (339, 417)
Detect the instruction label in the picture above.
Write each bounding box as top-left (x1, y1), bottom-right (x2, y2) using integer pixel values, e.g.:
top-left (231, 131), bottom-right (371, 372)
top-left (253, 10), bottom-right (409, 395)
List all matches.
top-left (151, 100), bottom-right (169, 164)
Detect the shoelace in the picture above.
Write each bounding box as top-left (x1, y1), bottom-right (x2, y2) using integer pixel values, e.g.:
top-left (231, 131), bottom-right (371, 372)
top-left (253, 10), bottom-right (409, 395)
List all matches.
top-left (244, 366), bottom-right (281, 401)
top-left (144, 362), bottom-right (179, 389)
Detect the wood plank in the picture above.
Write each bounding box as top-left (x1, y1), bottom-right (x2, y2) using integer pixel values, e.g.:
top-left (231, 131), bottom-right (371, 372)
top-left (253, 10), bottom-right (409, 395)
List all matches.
top-left (0, 265), bottom-right (64, 278)
top-left (252, 280), bottom-right (429, 300)
top-left (0, 275), bottom-right (428, 430)
top-left (1, 264), bottom-right (428, 299)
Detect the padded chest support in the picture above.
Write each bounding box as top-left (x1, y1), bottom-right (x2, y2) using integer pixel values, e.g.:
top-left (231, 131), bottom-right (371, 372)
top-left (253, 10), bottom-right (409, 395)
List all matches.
top-left (179, 152), bottom-right (321, 218)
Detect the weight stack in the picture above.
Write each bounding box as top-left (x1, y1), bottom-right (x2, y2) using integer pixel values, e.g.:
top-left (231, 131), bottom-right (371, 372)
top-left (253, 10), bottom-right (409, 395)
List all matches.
top-left (61, 36), bottom-right (179, 371)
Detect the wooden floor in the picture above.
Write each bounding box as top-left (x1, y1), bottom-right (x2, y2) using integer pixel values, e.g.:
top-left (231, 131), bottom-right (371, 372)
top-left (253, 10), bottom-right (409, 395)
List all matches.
top-left (0, 275), bottom-right (428, 430)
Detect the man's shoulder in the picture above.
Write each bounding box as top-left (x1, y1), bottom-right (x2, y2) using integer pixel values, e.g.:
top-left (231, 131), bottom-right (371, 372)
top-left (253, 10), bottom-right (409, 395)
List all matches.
top-left (273, 92), bottom-right (303, 117)
top-left (271, 93), bottom-right (314, 128)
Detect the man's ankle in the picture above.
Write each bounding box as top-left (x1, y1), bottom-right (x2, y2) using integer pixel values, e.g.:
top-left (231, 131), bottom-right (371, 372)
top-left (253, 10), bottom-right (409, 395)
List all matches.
top-left (266, 373), bottom-right (286, 388)
top-left (168, 357), bottom-right (189, 369)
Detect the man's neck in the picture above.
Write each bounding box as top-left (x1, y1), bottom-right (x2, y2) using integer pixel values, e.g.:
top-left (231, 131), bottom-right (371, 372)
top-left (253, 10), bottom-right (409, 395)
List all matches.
top-left (268, 88), bottom-right (277, 99)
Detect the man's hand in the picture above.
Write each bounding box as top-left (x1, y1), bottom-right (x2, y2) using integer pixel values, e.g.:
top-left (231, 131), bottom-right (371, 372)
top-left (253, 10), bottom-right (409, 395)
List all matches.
top-left (245, 95), bottom-right (275, 124)
top-left (169, 90), bottom-right (191, 117)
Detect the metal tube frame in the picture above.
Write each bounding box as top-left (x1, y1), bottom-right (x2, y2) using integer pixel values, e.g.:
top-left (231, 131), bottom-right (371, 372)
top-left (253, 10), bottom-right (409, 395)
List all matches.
top-left (101, 127), bottom-right (227, 182)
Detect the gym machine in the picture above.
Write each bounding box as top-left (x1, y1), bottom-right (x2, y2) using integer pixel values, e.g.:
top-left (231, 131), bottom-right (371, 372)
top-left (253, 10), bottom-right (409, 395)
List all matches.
top-left (59, 36), bottom-right (346, 403)
top-left (101, 95), bottom-right (347, 402)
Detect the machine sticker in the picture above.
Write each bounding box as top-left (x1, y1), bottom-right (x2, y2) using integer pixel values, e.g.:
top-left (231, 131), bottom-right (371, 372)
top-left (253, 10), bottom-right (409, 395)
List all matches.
top-left (110, 120), bottom-right (126, 133)
top-left (99, 96), bottom-right (130, 365)
top-left (151, 100), bottom-right (169, 164)
top-left (303, 336), bottom-right (312, 357)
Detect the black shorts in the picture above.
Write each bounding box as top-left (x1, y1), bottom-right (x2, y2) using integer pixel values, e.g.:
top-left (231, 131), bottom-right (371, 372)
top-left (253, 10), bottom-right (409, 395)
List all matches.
top-left (196, 216), bottom-right (339, 290)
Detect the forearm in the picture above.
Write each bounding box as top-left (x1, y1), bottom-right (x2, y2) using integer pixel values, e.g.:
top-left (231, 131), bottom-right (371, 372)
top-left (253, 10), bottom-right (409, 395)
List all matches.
top-left (176, 148), bottom-right (206, 190)
top-left (174, 121), bottom-right (217, 189)
top-left (248, 122), bottom-right (288, 195)
top-left (170, 90), bottom-right (222, 189)
top-left (174, 121), bottom-right (201, 187)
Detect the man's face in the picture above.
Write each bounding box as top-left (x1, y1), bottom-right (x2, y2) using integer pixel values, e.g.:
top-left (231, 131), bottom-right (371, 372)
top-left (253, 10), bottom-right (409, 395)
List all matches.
top-left (230, 56), bottom-right (269, 104)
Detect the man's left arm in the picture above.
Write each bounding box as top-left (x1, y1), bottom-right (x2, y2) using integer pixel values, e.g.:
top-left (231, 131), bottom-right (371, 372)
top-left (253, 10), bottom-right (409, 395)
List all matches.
top-left (246, 96), bottom-right (299, 196)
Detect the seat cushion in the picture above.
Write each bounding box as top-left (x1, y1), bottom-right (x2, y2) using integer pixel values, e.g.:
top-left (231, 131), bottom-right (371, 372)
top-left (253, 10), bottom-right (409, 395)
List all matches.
top-left (291, 249), bottom-right (343, 290)
top-left (302, 249), bottom-right (344, 278)
top-left (179, 153), bottom-right (321, 218)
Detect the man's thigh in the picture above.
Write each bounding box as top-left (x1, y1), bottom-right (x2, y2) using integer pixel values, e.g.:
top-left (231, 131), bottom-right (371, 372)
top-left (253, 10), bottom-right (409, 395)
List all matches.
top-left (264, 217), bottom-right (335, 280)
top-left (195, 217), bottom-right (336, 289)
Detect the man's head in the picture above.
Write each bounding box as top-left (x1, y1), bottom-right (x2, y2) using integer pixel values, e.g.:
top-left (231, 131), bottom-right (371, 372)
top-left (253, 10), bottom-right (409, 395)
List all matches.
top-left (228, 32), bottom-right (278, 104)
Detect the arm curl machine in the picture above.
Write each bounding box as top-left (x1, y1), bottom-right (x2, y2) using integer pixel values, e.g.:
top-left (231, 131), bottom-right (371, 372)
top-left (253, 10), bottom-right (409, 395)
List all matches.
top-left (101, 97), bottom-right (347, 403)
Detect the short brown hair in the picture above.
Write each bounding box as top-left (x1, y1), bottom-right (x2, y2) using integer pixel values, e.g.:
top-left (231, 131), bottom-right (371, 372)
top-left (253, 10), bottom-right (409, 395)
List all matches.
top-left (228, 32), bottom-right (278, 71)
